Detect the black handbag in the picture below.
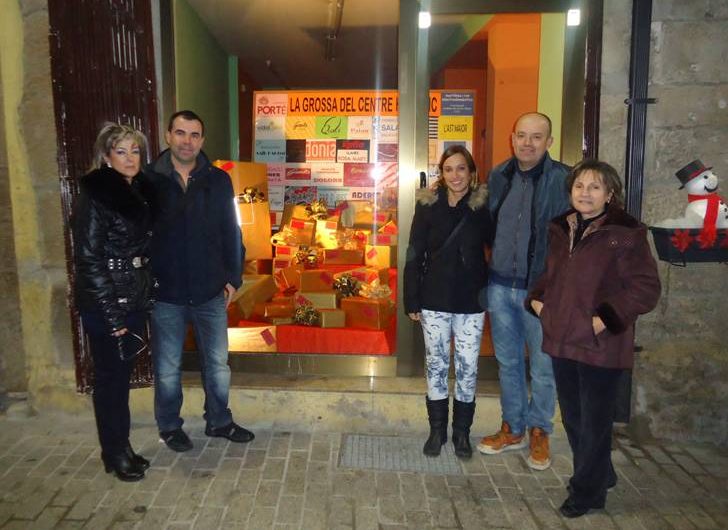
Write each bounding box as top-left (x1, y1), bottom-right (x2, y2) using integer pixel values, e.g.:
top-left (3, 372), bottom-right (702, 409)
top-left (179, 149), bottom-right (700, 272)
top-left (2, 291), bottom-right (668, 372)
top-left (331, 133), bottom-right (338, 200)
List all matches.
top-left (116, 331), bottom-right (148, 361)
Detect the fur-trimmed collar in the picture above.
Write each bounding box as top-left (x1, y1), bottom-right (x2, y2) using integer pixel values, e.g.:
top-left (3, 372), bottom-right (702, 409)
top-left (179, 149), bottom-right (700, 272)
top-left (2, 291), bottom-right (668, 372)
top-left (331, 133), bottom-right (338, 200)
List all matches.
top-left (416, 184), bottom-right (488, 211)
top-left (80, 166), bottom-right (151, 220)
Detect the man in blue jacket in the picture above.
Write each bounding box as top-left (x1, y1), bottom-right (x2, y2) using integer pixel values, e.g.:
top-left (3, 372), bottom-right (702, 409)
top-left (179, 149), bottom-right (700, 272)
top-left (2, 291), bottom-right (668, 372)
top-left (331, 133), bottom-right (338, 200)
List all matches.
top-left (477, 112), bottom-right (570, 470)
top-left (148, 110), bottom-right (252, 452)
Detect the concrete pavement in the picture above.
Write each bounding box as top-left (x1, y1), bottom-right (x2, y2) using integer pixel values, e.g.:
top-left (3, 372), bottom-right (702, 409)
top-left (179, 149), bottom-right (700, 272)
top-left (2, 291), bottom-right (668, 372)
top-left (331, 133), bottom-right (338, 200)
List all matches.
top-left (1, 407), bottom-right (728, 529)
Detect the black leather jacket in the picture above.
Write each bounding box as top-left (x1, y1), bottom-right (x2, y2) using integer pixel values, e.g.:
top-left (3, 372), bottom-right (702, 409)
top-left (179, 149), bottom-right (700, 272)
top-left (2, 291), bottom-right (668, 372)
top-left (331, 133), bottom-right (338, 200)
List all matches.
top-left (73, 166), bottom-right (154, 332)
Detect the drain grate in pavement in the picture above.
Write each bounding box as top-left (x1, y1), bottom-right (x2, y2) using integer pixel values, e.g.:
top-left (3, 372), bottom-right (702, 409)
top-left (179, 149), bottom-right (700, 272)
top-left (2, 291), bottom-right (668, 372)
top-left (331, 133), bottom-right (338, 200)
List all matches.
top-left (338, 434), bottom-right (463, 475)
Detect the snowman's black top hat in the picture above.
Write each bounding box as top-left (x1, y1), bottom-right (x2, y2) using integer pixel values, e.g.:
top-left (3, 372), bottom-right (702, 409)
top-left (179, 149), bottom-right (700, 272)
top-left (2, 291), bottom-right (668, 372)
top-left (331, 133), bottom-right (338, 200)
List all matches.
top-left (676, 159), bottom-right (712, 189)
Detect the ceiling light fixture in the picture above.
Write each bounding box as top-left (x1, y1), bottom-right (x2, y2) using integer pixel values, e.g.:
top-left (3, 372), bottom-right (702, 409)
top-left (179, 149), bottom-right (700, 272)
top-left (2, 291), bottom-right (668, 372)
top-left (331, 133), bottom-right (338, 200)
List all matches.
top-left (567, 9), bottom-right (581, 26)
top-left (325, 0), bottom-right (345, 61)
top-left (419, 11), bottom-right (431, 29)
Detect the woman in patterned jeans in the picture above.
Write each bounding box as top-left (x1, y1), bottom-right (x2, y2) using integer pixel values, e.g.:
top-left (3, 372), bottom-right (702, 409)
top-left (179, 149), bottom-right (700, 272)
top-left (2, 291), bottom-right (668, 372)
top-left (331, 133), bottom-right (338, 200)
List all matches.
top-left (404, 145), bottom-right (493, 459)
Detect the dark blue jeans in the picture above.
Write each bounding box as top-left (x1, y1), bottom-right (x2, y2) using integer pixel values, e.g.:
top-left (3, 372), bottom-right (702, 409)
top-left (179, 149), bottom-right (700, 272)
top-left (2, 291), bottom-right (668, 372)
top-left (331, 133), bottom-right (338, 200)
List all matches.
top-left (151, 293), bottom-right (233, 432)
top-left (81, 311), bottom-right (147, 457)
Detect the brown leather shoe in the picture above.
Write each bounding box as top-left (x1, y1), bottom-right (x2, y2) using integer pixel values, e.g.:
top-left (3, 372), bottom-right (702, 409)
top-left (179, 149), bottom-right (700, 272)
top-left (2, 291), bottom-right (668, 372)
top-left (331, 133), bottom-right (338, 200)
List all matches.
top-left (527, 427), bottom-right (551, 470)
top-left (477, 421), bottom-right (528, 455)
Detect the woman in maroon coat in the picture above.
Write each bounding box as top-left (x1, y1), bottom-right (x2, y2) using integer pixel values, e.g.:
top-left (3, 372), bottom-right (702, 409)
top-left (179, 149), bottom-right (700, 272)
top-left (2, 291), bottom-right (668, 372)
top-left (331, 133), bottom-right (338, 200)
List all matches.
top-left (526, 160), bottom-right (660, 518)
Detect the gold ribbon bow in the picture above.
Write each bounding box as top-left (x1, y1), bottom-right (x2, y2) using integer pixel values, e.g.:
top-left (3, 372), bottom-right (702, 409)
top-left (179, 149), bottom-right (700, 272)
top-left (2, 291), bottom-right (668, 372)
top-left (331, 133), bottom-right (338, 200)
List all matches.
top-left (237, 186), bottom-right (265, 203)
top-left (305, 199), bottom-right (329, 221)
top-left (358, 279), bottom-right (392, 300)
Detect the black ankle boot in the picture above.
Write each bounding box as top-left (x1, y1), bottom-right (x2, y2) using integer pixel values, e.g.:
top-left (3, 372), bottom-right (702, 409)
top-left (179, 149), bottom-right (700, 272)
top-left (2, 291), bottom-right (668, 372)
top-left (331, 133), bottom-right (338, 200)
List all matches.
top-left (102, 452), bottom-right (145, 482)
top-left (423, 397), bottom-right (449, 457)
top-left (125, 442), bottom-right (150, 471)
top-left (452, 399), bottom-right (476, 459)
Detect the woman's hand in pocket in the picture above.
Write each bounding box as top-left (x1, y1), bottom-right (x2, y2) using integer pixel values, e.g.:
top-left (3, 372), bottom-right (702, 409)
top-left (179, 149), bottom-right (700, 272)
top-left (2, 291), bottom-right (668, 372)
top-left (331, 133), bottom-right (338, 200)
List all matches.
top-left (592, 316), bottom-right (606, 335)
top-left (408, 312), bottom-right (421, 322)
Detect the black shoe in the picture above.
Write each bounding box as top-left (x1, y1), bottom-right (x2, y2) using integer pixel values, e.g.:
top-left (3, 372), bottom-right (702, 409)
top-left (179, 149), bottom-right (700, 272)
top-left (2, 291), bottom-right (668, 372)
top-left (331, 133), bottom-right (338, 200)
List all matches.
top-left (452, 399), bottom-right (476, 459)
top-left (559, 497), bottom-right (591, 518)
top-left (102, 452), bottom-right (145, 482)
top-left (125, 442), bottom-right (150, 471)
top-left (159, 428), bottom-right (193, 452)
top-left (205, 422), bottom-right (255, 443)
top-left (423, 397), bottom-right (449, 457)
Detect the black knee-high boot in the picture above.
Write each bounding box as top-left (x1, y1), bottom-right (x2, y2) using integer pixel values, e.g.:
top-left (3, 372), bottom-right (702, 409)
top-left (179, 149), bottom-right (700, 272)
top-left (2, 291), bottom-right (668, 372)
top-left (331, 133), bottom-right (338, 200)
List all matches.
top-left (423, 397), bottom-right (449, 457)
top-left (452, 399), bottom-right (476, 459)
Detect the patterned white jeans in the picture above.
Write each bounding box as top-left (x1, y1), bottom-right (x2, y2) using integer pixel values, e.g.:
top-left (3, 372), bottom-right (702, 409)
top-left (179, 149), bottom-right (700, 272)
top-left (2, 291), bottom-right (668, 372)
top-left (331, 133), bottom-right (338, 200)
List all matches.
top-left (421, 309), bottom-right (485, 403)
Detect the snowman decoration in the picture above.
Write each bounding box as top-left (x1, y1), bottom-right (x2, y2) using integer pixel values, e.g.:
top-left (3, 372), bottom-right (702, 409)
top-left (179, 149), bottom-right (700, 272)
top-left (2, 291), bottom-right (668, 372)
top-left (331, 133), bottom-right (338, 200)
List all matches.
top-left (676, 160), bottom-right (728, 247)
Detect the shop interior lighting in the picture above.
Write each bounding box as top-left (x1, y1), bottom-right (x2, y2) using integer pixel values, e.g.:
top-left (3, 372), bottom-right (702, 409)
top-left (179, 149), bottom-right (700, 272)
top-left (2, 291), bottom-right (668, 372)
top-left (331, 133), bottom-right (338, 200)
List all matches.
top-left (325, 0), bottom-right (345, 61)
top-left (419, 11), bottom-right (431, 29)
top-left (567, 9), bottom-right (581, 26)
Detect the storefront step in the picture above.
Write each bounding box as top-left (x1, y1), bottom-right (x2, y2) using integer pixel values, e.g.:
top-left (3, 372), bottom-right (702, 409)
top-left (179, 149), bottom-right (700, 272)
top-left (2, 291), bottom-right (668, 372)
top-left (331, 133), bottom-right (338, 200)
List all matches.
top-left (126, 373), bottom-right (543, 435)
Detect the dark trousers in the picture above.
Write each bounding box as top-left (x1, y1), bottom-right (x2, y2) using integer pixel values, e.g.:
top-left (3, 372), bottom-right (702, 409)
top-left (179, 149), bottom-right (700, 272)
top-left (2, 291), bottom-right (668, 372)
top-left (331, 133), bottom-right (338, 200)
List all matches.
top-left (82, 311), bottom-right (146, 457)
top-left (552, 357), bottom-right (622, 509)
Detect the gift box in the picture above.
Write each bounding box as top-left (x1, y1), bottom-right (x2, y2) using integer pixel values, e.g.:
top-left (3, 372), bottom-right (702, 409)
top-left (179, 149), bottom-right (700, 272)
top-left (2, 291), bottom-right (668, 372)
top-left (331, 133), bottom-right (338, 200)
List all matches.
top-left (315, 217), bottom-right (341, 249)
top-left (299, 269), bottom-right (335, 292)
top-left (253, 301), bottom-right (294, 319)
top-left (339, 200), bottom-right (390, 230)
top-left (295, 291), bottom-right (339, 309)
top-left (322, 248), bottom-right (365, 265)
top-left (340, 296), bottom-right (394, 330)
top-left (318, 309), bottom-right (346, 328)
top-left (378, 220), bottom-right (398, 235)
top-left (228, 321), bottom-right (277, 352)
top-left (280, 204), bottom-right (310, 228)
top-left (244, 259), bottom-right (273, 275)
top-left (213, 160), bottom-right (268, 197)
top-left (288, 217), bottom-right (315, 246)
top-left (365, 244), bottom-right (397, 268)
top-left (273, 258), bottom-right (292, 274)
top-left (367, 233), bottom-right (397, 246)
top-left (274, 263), bottom-right (304, 292)
top-left (268, 317), bottom-right (294, 325)
top-left (344, 266), bottom-right (389, 285)
top-left (231, 274), bottom-right (278, 319)
top-left (274, 245), bottom-right (299, 259)
top-left (238, 201), bottom-right (273, 260)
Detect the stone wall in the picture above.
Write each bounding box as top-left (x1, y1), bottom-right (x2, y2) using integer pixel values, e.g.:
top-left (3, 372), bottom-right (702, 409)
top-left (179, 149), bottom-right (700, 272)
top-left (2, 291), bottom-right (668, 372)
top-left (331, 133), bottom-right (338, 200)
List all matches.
top-left (601, 0), bottom-right (728, 446)
top-left (0, 1), bottom-right (81, 411)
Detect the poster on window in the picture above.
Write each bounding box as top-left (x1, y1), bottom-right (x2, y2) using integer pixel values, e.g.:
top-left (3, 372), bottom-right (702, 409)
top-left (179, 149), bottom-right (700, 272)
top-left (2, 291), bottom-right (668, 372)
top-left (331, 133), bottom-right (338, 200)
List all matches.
top-left (253, 90), bottom-right (474, 223)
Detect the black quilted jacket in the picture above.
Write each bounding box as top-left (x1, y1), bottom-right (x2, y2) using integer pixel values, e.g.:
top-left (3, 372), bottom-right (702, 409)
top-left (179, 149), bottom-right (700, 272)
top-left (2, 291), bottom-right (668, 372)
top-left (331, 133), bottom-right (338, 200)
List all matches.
top-left (72, 166), bottom-right (155, 332)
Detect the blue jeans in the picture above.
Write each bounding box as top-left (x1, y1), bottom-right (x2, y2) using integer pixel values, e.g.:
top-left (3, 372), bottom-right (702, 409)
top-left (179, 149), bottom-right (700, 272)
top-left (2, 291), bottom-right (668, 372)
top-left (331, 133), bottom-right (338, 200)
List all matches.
top-left (151, 293), bottom-right (233, 432)
top-left (488, 281), bottom-right (555, 435)
top-left (421, 310), bottom-right (485, 403)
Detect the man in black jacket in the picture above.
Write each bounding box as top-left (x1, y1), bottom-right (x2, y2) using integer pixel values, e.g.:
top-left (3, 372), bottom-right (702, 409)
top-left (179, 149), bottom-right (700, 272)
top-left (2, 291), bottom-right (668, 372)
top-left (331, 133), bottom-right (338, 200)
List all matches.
top-left (148, 110), bottom-right (252, 452)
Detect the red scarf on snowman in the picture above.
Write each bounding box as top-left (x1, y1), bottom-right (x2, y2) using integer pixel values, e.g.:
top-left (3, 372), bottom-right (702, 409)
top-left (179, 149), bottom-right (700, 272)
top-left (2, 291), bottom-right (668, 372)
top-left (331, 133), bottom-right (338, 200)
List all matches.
top-left (687, 192), bottom-right (726, 248)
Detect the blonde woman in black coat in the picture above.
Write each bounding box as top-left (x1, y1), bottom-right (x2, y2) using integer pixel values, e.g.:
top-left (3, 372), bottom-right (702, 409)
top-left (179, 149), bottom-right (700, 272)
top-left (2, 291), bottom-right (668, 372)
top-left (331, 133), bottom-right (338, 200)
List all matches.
top-left (404, 145), bottom-right (492, 459)
top-left (73, 123), bottom-right (155, 481)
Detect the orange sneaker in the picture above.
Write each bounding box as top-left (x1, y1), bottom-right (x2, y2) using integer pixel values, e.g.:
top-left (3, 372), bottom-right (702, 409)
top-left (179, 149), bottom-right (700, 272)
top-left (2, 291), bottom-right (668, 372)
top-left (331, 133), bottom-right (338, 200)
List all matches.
top-left (527, 427), bottom-right (551, 470)
top-left (477, 421), bottom-right (528, 455)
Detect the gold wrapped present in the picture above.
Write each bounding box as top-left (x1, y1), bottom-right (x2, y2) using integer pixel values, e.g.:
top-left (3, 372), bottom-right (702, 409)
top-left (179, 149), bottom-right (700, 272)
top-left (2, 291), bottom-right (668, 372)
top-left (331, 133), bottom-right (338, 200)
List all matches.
top-left (228, 324), bottom-right (277, 352)
top-left (336, 266), bottom-right (389, 285)
top-left (213, 160), bottom-right (268, 197)
top-left (367, 233), bottom-right (397, 246)
top-left (231, 275), bottom-right (278, 319)
top-left (273, 258), bottom-right (292, 274)
top-left (253, 301), bottom-right (294, 319)
top-left (280, 204), bottom-right (310, 228)
top-left (288, 218), bottom-right (315, 246)
top-left (268, 317), bottom-right (294, 325)
top-left (340, 296), bottom-right (394, 330)
top-left (238, 201), bottom-right (273, 260)
top-left (365, 244), bottom-right (397, 268)
top-left (315, 217), bottom-right (340, 249)
top-left (299, 269), bottom-right (335, 292)
top-left (274, 263), bottom-right (304, 292)
top-left (294, 291), bottom-right (339, 309)
top-left (319, 309), bottom-right (346, 328)
top-left (322, 248), bottom-right (365, 265)
top-left (275, 245), bottom-right (299, 259)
